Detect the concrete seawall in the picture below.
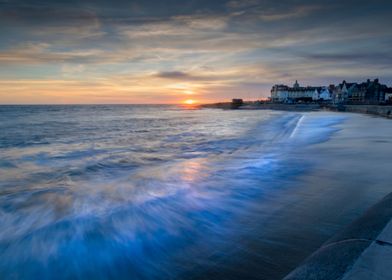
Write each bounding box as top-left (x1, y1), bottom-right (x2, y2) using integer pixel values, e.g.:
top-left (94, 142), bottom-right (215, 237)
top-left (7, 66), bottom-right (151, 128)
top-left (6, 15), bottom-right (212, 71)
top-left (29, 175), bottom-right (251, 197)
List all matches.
top-left (284, 192), bottom-right (392, 280)
top-left (200, 103), bottom-right (392, 119)
top-left (241, 103), bottom-right (321, 111)
top-left (327, 105), bottom-right (392, 119)
top-left (200, 103), bottom-right (321, 111)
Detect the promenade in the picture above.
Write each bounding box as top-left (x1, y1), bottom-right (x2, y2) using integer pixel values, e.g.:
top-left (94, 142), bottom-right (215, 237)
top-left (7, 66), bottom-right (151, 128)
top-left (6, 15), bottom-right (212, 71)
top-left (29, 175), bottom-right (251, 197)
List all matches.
top-left (285, 192), bottom-right (392, 279)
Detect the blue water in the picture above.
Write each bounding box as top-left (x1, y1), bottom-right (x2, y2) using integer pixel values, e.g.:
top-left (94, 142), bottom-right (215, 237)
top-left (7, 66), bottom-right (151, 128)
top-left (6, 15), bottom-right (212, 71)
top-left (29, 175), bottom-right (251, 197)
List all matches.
top-left (0, 105), bottom-right (352, 279)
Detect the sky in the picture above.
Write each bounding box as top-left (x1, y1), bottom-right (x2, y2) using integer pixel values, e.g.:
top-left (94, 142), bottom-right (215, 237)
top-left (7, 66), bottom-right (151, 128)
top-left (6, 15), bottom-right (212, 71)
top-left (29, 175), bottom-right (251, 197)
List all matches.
top-left (0, 0), bottom-right (392, 104)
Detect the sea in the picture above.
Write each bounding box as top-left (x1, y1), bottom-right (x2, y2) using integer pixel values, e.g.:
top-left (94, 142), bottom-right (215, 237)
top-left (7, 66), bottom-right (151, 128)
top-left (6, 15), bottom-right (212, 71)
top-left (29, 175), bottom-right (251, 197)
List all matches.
top-left (0, 105), bottom-right (391, 279)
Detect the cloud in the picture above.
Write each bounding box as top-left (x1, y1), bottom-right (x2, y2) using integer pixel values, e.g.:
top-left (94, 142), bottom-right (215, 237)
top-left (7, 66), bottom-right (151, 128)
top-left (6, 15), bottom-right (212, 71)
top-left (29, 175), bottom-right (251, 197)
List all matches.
top-left (173, 15), bottom-right (228, 30)
top-left (155, 71), bottom-right (197, 80)
top-left (226, 0), bottom-right (260, 9)
top-left (0, 43), bottom-right (106, 64)
top-left (61, 64), bottom-right (86, 76)
top-left (1, 0), bottom-right (392, 104)
top-left (301, 52), bottom-right (392, 65)
top-left (0, 2), bottom-right (99, 23)
top-left (258, 5), bottom-right (323, 21)
top-left (153, 65), bottom-right (272, 84)
top-left (119, 14), bottom-right (229, 41)
top-left (154, 70), bottom-right (238, 82)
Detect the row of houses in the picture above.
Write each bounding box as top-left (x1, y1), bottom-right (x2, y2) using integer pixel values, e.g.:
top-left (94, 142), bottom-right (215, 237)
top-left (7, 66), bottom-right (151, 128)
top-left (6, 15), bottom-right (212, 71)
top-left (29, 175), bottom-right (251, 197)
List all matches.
top-left (271, 79), bottom-right (392, 104)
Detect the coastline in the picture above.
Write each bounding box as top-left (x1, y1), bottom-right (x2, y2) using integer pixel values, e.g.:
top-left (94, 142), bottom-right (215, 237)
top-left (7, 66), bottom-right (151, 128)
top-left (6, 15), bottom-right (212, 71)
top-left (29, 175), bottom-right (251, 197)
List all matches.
top-left (327, 104), bottom-right (392, 119)
top-left (269, 112), bottom-right (392, 278)
top-left (1, 107), bottom-right (391, 279)
top-left (199, 102), bottom-right (392, 119)
top-left (184, 111), bottom-right (392, 279)
top-left (284, 191), bottom-right (392, 279)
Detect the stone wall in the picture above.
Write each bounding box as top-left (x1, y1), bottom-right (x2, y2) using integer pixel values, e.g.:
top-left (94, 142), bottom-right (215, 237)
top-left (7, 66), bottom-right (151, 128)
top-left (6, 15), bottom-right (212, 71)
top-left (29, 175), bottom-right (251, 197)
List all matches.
top-left (327, 105), bottom-right (392, 119)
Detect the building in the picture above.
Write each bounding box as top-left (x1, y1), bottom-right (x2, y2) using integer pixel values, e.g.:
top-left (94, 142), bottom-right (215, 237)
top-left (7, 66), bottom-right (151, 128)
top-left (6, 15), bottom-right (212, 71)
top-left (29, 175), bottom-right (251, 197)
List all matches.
top-left (231, 98), bottom-right (243, 109)
top-left (363, 79), bottom-right (387, 103)
top-left (332, 81), bottom-right (357, 103)
top-left (319, 87), bottom-right (332, 101)
top-left (271, 81), bottom-right (322, 103)
top-left (385, 88), bottom-right (392, 104)
top-left (271, 79), bottom-right (390, 104)
top-left (332, 79), bottom-right (388, 104)
top-left (270, 84), bottom-right (289, 102)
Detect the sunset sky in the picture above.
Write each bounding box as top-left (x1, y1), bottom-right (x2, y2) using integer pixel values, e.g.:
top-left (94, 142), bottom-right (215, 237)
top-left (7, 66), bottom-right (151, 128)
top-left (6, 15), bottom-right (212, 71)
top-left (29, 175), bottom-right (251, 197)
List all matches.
top-left (1, 0), bottom-right (392, 104)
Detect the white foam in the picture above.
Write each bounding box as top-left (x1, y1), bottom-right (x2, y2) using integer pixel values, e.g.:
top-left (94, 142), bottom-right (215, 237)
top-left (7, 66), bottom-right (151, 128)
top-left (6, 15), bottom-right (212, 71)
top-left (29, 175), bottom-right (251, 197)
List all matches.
top-left (290, 115), bottom-right (305, 138)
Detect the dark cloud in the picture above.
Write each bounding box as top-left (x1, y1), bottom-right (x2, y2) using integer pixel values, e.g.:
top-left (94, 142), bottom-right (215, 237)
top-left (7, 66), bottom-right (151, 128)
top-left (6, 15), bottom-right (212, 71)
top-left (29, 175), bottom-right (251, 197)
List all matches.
top-left (156, 71), bottom-right (193, 80)
top-left (303, 52), bottom-right (392, 65)
top-left (154, 71), bottom-right (227, 82)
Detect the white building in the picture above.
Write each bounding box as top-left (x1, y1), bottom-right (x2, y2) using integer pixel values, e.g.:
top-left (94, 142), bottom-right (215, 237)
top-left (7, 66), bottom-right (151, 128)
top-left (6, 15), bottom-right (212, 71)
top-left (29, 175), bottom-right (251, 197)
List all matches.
top-left (385, 92), bottom-right (392, 102)
top-left (319, 88), bottom-right (332, 101)
top-left (271, 81), bottom-right (322, 102)
top-left (312, 89), bottom-right (320, 101)
top-left (270, 84), bottom-right (289, 102)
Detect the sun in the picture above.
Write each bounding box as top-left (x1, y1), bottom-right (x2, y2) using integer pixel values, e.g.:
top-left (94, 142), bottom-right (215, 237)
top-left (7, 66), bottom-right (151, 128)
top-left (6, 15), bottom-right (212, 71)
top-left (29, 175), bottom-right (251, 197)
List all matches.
top-left (184, 99), bottom-right (195, 105)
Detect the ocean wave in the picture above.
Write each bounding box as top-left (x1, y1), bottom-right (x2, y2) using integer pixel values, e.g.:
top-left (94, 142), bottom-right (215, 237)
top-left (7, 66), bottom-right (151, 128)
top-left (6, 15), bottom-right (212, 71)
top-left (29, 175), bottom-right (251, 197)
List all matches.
top-left (0, 106), bottom-right (345, 279)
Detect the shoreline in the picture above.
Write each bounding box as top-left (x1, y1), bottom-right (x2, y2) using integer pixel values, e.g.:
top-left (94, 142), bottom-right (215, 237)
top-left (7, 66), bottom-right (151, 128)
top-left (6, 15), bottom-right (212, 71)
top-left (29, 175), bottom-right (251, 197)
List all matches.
top-left (285, 191), bottom-right (392, 279)
top-left (1, 107), bottom-right (391, 279)
top-left (276, 112), bottom-right (392, 278)
top-left (199, 102), bottom-right (392, 119)
top-left (188, 111), bottom-right (392, 279)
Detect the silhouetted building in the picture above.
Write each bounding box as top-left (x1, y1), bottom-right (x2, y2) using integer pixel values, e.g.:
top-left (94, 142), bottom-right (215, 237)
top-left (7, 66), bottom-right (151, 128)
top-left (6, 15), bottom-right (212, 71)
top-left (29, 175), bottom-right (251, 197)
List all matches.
top-left (231, 99), bottom-right (243, 109)
top-left (271, 79), bottom-right (390, 105)
top-left (332, 79), bottom-right (388, 104)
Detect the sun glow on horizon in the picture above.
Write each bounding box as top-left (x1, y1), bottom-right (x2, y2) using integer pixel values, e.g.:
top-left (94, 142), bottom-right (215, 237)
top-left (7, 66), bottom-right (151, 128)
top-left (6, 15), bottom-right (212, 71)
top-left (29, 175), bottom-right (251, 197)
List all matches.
top-left (184, 99), bottom-right (196, 105)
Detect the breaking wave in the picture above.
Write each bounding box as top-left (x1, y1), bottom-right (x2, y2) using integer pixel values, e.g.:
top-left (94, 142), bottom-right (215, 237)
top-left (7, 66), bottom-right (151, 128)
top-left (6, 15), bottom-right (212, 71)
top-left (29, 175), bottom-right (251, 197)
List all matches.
top-left (0, 105), bottom-right (344, 279)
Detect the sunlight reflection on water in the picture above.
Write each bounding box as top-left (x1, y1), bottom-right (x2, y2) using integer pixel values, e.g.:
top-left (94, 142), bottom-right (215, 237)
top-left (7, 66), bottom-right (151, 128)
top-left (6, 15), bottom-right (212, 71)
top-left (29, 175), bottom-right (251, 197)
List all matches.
top-left (0, 105), bottom-right (347, 279)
